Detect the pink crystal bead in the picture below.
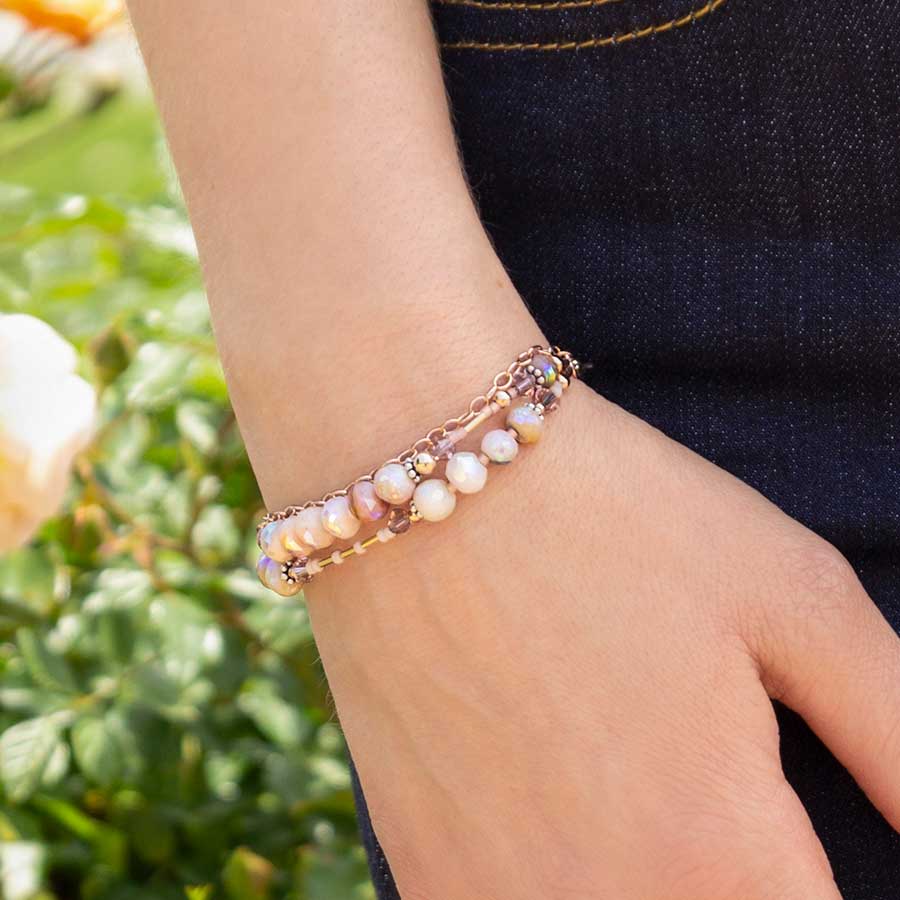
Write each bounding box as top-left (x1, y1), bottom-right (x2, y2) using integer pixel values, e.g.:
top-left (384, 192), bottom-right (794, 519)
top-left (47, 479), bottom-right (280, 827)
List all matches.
top-left (512, 371), bottom-right (535, 396)
top-left (387, 508), bottom-right (411, 534)
top-left (350, 481), bottom-right (388, 522)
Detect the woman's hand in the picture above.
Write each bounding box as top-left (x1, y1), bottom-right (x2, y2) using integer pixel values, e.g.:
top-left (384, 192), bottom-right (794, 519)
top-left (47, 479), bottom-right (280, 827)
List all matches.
top-left (126, 2), bottom-right (900, 896)
top-left (309, 382), bottom-right (900, 900)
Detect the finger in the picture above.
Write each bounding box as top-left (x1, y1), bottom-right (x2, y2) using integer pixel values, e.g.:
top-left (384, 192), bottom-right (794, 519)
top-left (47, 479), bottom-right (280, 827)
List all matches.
top-left (752, 540), bottom-right (900, 831)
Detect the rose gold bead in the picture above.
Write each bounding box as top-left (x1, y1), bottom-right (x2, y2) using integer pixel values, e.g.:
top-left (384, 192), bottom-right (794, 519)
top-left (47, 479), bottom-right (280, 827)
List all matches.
top-left (413, 451), bottom-right (436, 475)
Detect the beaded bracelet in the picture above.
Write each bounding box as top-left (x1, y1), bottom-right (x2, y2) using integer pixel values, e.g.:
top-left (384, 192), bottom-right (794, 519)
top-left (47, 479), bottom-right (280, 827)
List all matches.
top-left (255, 346), bottom-right (580, 596)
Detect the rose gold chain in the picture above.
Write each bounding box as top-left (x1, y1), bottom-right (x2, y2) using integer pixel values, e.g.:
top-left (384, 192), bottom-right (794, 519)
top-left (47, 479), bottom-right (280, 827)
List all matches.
top-left (259, 345), bottom-right (572, 529)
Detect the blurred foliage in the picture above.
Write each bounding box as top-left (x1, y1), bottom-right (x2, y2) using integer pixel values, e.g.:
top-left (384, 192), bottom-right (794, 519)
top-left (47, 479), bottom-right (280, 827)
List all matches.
top-left (0, 40), bottom-right (372, 900)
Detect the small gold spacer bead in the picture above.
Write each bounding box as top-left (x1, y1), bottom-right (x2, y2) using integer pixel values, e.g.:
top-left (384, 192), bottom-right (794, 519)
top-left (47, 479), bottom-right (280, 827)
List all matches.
top-left (413, 451), bottom-right (437, 475)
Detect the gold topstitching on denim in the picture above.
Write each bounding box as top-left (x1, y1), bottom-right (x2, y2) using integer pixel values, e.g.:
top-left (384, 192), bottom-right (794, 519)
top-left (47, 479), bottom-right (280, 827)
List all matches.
top-left (434, 0), bottom-right (625, 11)
top-left (440, 0), bottom-right (726, 50)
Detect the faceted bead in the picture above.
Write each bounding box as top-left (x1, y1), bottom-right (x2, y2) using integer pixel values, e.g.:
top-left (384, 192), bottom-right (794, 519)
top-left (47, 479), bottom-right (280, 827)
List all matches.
top-left (350, 481), bottom-right (388, 522)
top-left (413, 479), bottom-right (457, 522)
top-left (433, 437), bottom-right (455, 459)
top-left (512, 371), bottom-right (535, 396)
top-left (374, 463), bottom-right (415, 504)
top-left (257, 555), bottom-right (301, 596)
top-left (257, 520), bottom-right (293, 563)
top-left (387, 507), bottom-right (412, 534)
top-left (288, 563), bottom-right (311, 584)
top-left (446, 451), bottom-right (488, 494)
top-left (280, 516), bottom-right (314, 556)
top-left (481, 428), bottom-right (519, 464)
top-left (531, 353), bottom-right (557, 387)
top-left (506, 404), bottom-right (544, 444)
top-left (294, 506), bottom-right (334, 550)
top-left (322, 495), bottom-right (361, 539)
top-left (537, 388), bottom-right (559, 410)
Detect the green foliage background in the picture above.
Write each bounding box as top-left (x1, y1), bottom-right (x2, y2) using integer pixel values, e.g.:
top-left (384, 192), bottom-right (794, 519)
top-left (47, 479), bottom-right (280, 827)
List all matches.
top-left (0, 57), bottom-right (372, 900)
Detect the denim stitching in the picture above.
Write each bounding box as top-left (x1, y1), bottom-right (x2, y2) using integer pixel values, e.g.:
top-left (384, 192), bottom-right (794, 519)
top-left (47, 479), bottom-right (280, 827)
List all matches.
top-left (440, 0), bottom-right (726, 50)
top-left (435, 0), bottom-right (624, 10)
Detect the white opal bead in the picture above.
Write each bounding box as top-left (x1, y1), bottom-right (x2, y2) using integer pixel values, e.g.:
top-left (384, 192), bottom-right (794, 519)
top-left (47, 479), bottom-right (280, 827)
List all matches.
top-left (374, 463), bottom-right (415, 504)
top-left (294, 506), bottom-right (334, 550)
top-left (280, 516), bottom-right (315, 557)
top-left (413, 479), bottom-right (457, 522)
top-left (445, 451), bottom-right (488, 494)
top-left (322, 495), bottom-right (361, 539)
top-left (257, 555), bottom-right (301, 596)
top-left (257, 520), bottom-right (294, 563)
top-left (481, 428), bottom-right (519, 464)
top-left (506, 404), bottom-right (544, 444)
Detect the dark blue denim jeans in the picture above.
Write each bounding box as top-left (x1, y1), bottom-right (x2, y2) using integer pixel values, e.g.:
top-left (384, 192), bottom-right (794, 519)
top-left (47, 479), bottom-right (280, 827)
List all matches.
top-left (352, 2), bottom-right (900, 896)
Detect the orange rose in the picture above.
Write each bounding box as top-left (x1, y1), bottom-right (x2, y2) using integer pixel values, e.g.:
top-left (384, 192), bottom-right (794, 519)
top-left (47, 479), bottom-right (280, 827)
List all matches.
top-left (0, 0), bottom-right (123, 44)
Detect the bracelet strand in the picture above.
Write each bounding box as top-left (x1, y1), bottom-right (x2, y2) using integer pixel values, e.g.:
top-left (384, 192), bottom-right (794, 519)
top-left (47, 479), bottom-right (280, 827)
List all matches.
top-left (255, 346), bottom-right (580, 595)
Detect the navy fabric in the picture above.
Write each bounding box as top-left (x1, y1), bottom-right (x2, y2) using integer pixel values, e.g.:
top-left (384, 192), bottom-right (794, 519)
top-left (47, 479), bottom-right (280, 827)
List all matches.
top-left (352, 1), bottom-right (900, 896)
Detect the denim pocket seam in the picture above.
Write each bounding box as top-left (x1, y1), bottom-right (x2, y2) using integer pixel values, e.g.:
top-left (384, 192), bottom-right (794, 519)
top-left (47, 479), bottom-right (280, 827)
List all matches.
top-left (439, 0), bottom-right (727, 51)
top-left (435, 0), bottom-right (624, 10)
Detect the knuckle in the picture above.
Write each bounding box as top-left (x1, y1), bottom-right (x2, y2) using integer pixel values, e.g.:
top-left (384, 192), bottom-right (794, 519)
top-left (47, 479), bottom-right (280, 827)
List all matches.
top-left (753, 537), bottom-right (868, 702)
top-left (779, 537), bottom-right (863, 619)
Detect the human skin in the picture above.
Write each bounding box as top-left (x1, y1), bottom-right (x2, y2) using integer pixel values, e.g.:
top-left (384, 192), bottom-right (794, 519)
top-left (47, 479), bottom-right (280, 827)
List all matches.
top-left (128, 2), bottom-right (900, 897)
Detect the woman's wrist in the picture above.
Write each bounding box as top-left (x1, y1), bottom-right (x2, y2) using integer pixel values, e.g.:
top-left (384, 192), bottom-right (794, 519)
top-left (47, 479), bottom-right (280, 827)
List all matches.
top-left (303, 379), bottom-right (606, 612)
top-left (221, 256), bottom-right (546, 512)
top-left (254, 345), bottom-right (581, 594)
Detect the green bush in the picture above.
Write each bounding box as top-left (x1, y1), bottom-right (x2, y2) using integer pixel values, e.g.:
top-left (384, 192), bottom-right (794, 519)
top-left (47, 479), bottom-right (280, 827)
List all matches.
top-left (0, 91), bottom-right (371, 899)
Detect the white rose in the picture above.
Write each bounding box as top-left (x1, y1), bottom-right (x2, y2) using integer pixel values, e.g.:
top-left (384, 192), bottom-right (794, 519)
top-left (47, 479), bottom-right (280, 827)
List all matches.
top-left (0, 314), bottom-right (96, 552)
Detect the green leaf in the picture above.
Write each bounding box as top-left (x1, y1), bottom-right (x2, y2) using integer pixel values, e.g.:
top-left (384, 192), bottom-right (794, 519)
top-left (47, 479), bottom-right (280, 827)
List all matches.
top-left (0, 547), bottom-right (58, 619)
top-left (191, 505), bottom-right (241, 564)
top-left (71, 715), bottom-right (123, 788)
top-left (16, 628), bottom-right (77, 694)
top-left (185, 887), bottom-right (214, 900)
top-left (40, 739), bottom-right (70, 789)
top-left (96, 608), bottom-right (135, 668)
top-left (176, 400), bottom-right (219, 455)
top-left (0, 715), bottom-right (65, 803)
top-left (82, 568), bottom-right (153, 613)
top-left (223, 847), bottom-right (274, 900)
top-left (127, 805), bottom-right (176, 865)
top-left (204, 750), bottom-right (250, 801)
top-left (30, 793), bottom-right (127, 873)
top-left (149, 592), bottom-right (224, 682)
top-left (237, 679), bottom-right (309, 750)
top-left (120, 342), bottom-right (193, 410)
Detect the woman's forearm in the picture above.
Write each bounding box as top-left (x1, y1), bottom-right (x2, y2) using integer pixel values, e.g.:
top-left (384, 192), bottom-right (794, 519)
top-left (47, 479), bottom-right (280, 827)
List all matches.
top-left (128, 0), bottom-right (543, 512)
top-left (128, 7), bottom-right (900, 899)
